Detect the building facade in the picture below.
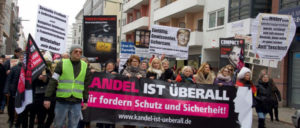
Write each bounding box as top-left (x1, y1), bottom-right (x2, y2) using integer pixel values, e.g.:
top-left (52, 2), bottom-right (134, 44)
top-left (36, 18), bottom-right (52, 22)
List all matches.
top-left (277, 0), bottom-right (300, 108)
top-left (120, 0), bottom-right (300, 108)
top-left (0, 0), bottom-right (21, 55)
top-left (72, 0), bottom-right (122, 54)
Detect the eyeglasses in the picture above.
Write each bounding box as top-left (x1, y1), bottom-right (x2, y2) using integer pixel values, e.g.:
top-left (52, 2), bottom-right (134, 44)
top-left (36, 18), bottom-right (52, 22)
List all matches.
top-left (73, 50), bottom-right (82, 54)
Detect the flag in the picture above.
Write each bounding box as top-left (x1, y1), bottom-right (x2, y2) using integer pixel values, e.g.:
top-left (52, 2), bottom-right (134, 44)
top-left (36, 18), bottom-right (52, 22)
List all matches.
top-left (15, 34), bottom-right (46, 114)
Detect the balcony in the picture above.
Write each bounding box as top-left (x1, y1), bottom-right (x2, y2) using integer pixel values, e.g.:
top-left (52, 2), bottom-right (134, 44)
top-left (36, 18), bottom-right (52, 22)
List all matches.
top-left (188, 31), bottom-right (203, 46)
top-left (154, 0), bottom-right (204, 22)
top-left (123, 0), bottom-right (149, 13)
top-left (122, 16), bottom-right (149, 34)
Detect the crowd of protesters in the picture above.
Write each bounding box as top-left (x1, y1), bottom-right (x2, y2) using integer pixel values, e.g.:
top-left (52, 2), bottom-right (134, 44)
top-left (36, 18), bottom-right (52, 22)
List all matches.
top-left (0, 47), bottom-right (282, 128)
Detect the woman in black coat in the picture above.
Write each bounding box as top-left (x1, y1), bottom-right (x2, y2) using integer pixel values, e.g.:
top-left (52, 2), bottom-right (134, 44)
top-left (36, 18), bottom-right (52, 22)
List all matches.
top-left (255, 74), bottom-right (273, 128)
top-left (160, 59), bottom-right (175, 82)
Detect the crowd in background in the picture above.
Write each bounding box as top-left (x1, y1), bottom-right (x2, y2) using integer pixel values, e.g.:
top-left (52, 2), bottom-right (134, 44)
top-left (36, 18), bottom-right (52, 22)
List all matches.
top-left (0, 48), bottom-right (282, 128)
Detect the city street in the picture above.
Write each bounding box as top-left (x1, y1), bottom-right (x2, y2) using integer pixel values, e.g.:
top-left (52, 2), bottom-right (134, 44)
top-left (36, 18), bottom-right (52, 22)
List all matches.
top-left (0, 109), bottom-right (294, 128)
top-left (1, 0), bottom-right (300, 128)
top-left (252, 116), bottom-right (293, 128)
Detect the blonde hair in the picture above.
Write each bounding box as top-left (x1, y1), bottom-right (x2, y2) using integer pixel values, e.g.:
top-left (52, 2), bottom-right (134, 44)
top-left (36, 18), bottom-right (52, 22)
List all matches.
top-left (161, 59), bottom-right (169, 65)
top-left (148, 58), bottom-right (164, 72)
top-left (218, 67), bottom-right (229, 75)
top-left (197, 62), bottom-right (210, 74)
top-left (181, 66), bottom-right (192, 73)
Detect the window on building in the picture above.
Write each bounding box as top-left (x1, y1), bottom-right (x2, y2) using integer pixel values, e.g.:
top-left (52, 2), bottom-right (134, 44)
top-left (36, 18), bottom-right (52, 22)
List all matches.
top-left (280, 0), bottom-right (300, 9)
top-left (197, 19), bottom-right (203, 32)
top-left (217, 10), bottom-right (224, 26)
top-left (136, 11), bottom-right (141, 19)
top-left (209, 9), bottom-right (224, 28)
top-left (179, 22), bottom-right (185, 28)
top-left (129, 15), bottom-right (133, 23)
top-left (78, 26), bottom-right (81, 32)
top-left (166, 0), bottom-right (172, 5)
top-left (209, 12), bottom-right (216, 28)
top-left (229, 0), bottom-right (271, 22)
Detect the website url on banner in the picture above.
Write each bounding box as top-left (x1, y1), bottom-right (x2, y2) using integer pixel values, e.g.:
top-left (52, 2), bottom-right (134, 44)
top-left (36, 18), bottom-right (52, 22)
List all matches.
top-left (118, 114), bottom-right (192, 125)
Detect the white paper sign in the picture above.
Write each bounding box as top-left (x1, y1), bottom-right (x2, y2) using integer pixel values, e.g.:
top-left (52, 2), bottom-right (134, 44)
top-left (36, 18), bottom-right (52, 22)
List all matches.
top-left (149, 25), bottom-right (190, 60)
top-left (251, 13), bottom-right (296, 60)
top-left (119, 42), bottom-right (135, 72)
top-left (35, 5), bottom-right (68, 54)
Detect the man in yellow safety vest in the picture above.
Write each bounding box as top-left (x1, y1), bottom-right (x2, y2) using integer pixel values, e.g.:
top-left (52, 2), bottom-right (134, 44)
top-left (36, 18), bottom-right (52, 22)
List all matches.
top-left (43, 45), bottom-right (91, 128)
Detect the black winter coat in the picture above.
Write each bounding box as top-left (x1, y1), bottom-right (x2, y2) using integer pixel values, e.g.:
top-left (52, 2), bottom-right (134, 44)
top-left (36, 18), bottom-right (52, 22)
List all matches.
top-left (160, 68), bottom-right (175, 82)
top-left (0, 64), bottom-right (6, 94)
top-left (255, 80), bottom-right (273, 113)
top-left (3, 63), bottom-right (22, 96)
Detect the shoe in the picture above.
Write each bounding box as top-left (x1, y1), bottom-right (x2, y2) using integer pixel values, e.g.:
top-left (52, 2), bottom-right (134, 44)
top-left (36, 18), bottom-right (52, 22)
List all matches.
top-left (0, 110), bottom-right (3, 114)
top-left (276, 119), bottom-right (279, 122)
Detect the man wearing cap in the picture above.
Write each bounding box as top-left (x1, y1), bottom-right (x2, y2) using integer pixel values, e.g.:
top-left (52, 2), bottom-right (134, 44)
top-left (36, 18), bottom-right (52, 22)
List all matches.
top-left (43, 45), bottom-right (91, 128)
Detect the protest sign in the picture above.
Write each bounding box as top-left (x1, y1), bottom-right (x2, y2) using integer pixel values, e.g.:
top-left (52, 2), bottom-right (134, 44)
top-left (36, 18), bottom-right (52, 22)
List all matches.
top-left (119, 42), bottom-right (135, 72)
top-left (135, 30), bottom-right (151, 58)
top-left (251, 13), bottom-right (296, 60)
top-left (234, 34), bottom-right (279, 68)
top-left (83, 16), bottom-right (117, 63)
top-left (35, 5), bottom-right (68, 54)
top-left (10, 59), bottom-right (19, 68)
top-left (16, 34), bottom-right (46, 114)
top-left (85, 73), bottom-right (253, 128)
top-left (219, 38), bottom-right (245, 70)
top-left (149, 25), bottom-right (190, 60)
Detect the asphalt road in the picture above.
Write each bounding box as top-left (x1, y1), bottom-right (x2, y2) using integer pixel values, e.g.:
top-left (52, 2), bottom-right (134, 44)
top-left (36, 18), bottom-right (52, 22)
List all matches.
top-left (252, 115), bottom-right (294, 128)
top-left (0, 110), bottom-right (294, 128)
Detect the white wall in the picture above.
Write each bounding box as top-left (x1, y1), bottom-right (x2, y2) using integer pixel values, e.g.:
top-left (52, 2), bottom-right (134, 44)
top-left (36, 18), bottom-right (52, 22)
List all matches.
top-left (150, 0), bottom-right (160, 26)
top-left (226, 18), bottom-right (253, 37)
top-left (201, 0), bottom-right (228, 63)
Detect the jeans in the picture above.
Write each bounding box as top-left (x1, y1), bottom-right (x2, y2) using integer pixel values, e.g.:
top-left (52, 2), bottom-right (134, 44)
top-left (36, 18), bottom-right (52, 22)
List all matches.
top-left (54, 101), bottom-right (82, 128)
top-left (0, 93), bottom-right (6, 111)
top-left (257, 112), bottom-right (266, 119)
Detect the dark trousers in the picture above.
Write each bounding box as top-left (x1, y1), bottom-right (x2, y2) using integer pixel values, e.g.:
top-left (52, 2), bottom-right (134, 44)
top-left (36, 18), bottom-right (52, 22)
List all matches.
top-left (8, 96), bottom-right (15, 126)
top-left (0, 93), bottom-right (6, 111)
top-left (15, 107), bottom-right (29, 128)
top-left (45, 100), bottom-right (55, 128)
top-left (29, 97), bottom-right (47, 128)
top-left (96, 123), bottom-right (115, 128)
top-left (78, 121), bottom-right (91, 128)
top-left (269, 106), bottom-right (279, 121)
top-left (29, 95), bottom-right (55, 128)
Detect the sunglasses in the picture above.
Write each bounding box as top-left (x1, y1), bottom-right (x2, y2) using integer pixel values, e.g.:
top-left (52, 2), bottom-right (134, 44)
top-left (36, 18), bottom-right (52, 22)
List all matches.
top-left (73, 50), bottom-right (83, 54)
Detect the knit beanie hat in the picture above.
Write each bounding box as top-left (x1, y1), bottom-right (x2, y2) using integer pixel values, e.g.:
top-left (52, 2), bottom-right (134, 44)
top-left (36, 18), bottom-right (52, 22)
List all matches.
top-left (69, 45), bottom-right (83, 54)
top-left (237, 67), bottom-right (251, 80)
